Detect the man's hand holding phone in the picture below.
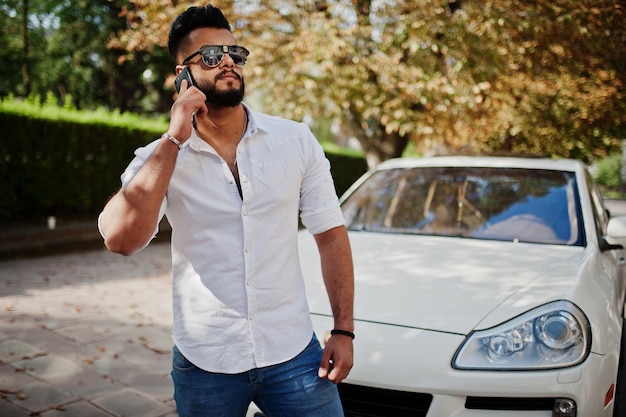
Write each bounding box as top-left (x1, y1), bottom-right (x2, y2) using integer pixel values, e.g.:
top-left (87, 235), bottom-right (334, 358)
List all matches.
top-left (168, 67), bottom-right (207, 146)
top-left (174, 67), bottom-right (194, 93)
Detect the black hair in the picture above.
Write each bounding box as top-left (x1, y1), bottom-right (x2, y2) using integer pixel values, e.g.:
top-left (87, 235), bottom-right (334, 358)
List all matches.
top-left (168, 4), bottom-right (232, 60)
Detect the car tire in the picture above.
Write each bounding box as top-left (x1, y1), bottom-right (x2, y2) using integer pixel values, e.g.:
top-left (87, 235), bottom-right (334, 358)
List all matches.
top-left (614, 319), bottom-right (626, 417)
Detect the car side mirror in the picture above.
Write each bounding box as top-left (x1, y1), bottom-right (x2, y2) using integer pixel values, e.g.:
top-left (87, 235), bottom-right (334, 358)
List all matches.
top-left (601, 239), bottom-right (623, 252)
top-left (605, 216), bottom-right (626, 250)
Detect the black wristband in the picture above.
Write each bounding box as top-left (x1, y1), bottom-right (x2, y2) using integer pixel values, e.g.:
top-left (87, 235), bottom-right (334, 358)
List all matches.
top-left (331, 329), bottom-right (355, 340)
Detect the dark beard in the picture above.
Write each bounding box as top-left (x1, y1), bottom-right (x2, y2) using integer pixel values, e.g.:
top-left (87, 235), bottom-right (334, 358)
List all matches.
top-left (199, 71), bottom-right (245, 107)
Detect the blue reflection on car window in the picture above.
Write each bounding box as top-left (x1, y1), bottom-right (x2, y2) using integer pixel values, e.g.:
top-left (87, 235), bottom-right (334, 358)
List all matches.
top-left (485, 186), bottom-right (571, 242)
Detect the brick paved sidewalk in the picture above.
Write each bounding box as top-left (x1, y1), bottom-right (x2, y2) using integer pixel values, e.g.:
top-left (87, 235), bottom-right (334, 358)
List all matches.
top-left (0, 243), bottom-right (177, 417)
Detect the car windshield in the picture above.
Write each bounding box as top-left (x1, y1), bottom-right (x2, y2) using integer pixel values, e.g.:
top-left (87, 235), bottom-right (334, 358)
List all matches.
top-left (342, 167), bottom-right (583, 245)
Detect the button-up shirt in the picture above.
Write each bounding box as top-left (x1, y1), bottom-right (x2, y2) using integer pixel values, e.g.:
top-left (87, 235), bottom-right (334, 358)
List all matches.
top-left (112, 104), bottom-right (345, 373)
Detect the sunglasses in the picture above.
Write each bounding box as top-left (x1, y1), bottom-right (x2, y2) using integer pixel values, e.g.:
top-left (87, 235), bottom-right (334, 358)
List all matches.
top-left (182, 45), bottom-right (250, 68)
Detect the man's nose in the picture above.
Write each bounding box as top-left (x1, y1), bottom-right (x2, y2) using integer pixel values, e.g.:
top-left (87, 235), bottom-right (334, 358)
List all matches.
top-left (220, 52), bottom-right (236, 68)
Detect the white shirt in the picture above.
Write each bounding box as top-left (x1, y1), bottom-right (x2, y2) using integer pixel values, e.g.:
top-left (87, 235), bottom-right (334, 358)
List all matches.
top-left (108, 104), bottom-right (345, 373)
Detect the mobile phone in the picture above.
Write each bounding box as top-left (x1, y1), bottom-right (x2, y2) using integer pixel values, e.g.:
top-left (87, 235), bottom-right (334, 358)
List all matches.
top-left (174, 67), bottom-right (194, 93)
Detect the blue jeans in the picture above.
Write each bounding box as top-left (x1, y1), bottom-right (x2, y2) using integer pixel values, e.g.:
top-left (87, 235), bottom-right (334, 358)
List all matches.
top-left (171, 334), bottom-right (344, 417)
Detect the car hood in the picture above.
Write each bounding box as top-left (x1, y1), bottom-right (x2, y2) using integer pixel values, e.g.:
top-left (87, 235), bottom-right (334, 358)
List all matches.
top-left (299, 231), bottom-right (587, 335)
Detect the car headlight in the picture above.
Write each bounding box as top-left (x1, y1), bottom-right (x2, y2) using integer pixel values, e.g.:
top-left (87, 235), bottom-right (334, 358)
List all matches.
top-left (453, 300), bottom-right (591, 370)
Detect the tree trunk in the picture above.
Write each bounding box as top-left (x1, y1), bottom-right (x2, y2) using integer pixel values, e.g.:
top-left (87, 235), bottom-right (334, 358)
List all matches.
top-left (21, 0), bottom-right (30, 96)
top-left (346, 106), bottom-right (409, 168)
top-left (360, 131), bottom-right (408, 169)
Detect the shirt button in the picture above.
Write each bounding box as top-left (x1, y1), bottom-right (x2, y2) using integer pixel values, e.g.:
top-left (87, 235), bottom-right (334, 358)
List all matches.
top-left (245, 248), bottom-right (250, 252)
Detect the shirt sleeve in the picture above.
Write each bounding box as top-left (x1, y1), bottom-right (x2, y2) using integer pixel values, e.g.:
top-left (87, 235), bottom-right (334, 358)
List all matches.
top-left (299, 128), bottom-right (345, 235)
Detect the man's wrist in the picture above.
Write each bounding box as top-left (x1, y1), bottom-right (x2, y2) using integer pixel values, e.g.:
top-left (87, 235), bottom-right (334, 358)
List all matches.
top-left (331, 329), bottom-right (355, 340)
top-left (162, 132), bottom-right (182, 150)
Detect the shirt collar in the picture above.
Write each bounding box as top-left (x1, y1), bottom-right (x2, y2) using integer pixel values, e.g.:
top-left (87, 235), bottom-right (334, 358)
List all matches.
top-left (187, 102), bottom-right (262, 153)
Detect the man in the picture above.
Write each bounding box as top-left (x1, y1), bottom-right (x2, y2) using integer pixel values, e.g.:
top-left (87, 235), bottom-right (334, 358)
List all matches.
top-left (98, 4), bottom-right (354, 417)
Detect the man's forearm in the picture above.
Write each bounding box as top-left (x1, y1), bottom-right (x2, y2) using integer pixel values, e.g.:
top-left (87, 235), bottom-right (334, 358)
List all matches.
top-left (315, 226), bottom-right (355, 331)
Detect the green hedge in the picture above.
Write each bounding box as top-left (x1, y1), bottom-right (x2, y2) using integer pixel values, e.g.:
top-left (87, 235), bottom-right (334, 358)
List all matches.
top-left (0, 107), bottom-right (367, 225)
top-left (327, 151), bottom-right (369, 200)
top-left (0, 112), bottom-right (162, 224)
